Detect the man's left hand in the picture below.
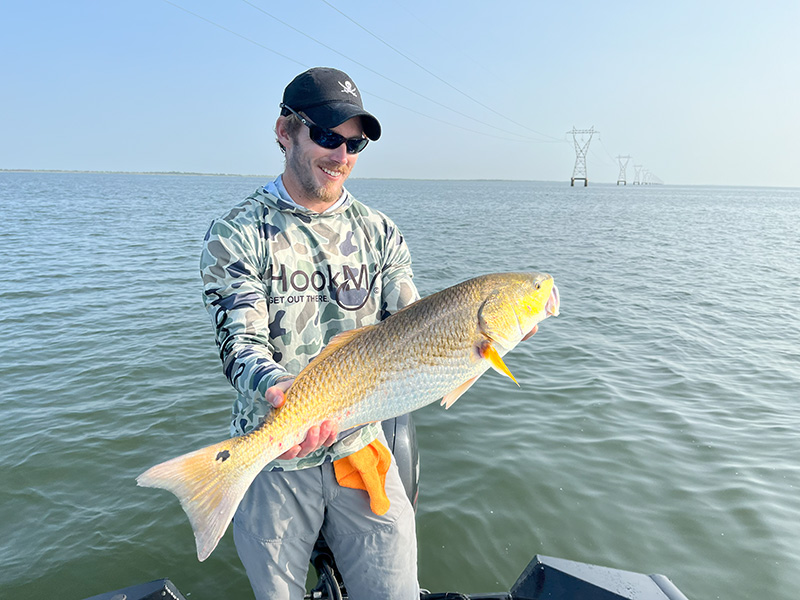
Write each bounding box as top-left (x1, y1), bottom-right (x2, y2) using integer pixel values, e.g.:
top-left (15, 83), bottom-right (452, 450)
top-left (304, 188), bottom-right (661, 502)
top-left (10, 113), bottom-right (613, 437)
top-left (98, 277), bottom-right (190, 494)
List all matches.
top-left (266, 379), bottom-right (339, 459)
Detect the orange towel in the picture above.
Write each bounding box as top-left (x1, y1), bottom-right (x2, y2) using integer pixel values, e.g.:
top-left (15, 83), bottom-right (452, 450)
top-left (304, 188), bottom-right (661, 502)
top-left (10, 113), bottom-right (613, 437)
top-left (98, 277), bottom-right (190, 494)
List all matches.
top-left (334, 440), bottom-right (392, 515)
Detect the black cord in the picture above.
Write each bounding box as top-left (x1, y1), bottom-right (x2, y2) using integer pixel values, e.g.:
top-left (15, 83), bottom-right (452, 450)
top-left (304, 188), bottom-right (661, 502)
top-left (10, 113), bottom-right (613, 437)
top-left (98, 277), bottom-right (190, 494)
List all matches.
top-left (320, 559), bottom-right (343, 600)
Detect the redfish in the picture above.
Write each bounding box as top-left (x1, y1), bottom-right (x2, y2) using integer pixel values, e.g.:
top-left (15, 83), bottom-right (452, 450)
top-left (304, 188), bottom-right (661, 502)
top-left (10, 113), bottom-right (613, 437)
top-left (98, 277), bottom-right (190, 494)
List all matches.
top-left (137, 272), bottom-right (560, 560)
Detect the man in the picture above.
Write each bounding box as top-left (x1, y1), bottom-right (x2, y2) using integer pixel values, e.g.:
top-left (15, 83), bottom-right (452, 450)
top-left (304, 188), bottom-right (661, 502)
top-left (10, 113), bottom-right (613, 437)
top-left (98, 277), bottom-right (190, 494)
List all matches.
top-left (200, 67), bottom-right (420, 599)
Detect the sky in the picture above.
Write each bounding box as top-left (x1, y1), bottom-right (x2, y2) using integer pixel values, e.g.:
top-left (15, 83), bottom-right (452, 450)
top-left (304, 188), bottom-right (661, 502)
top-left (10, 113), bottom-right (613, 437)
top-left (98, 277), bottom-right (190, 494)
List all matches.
top-left (1, 0), bottom-right (798, 187)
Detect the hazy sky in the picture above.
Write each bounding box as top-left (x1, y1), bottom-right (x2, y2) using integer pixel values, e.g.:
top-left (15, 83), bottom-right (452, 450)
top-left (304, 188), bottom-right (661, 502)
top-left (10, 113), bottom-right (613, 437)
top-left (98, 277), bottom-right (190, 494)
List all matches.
top-left (2, 0), bottom-right (798, 187)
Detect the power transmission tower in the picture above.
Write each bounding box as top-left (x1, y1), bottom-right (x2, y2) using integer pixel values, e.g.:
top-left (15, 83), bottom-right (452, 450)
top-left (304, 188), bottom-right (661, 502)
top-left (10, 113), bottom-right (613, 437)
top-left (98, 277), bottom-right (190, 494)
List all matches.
top-left (633, 164), bottom-right (643, 185)
top-left (567, 127), bottom-right (595, 186)
top-left (616, 155), bottom-right (631, 185)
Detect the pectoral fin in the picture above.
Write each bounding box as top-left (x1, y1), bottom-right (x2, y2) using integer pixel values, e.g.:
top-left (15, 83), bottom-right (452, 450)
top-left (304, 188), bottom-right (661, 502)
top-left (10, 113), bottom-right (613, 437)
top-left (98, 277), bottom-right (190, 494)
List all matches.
top-left (441, 375), bottom-right (480, 409)
top-left (479, 340), bottom-right (519, 386)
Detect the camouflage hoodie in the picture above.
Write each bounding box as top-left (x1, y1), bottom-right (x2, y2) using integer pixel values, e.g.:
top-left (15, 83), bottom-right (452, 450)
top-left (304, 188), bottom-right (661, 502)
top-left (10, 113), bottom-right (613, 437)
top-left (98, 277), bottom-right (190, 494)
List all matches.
top-left (200, 185), bottom-right (419, 471)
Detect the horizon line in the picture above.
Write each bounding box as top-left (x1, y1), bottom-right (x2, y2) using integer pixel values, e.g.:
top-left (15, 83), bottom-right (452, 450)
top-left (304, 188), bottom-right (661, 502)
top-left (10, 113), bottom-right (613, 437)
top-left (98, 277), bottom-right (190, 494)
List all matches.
top-left (3, 168), bottom-right (798, 190)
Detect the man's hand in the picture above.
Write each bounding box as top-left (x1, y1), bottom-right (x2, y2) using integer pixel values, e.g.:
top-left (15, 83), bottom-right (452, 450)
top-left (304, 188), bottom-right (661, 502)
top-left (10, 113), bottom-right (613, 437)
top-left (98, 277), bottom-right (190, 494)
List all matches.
top-left (266, 378), bottom-right (339, 460)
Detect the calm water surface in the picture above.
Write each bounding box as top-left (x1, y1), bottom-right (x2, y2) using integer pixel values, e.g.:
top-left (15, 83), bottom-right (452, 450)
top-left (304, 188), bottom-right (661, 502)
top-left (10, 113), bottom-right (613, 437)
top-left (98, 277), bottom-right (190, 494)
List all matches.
top-left (1, 173), bottom-right (799, 599)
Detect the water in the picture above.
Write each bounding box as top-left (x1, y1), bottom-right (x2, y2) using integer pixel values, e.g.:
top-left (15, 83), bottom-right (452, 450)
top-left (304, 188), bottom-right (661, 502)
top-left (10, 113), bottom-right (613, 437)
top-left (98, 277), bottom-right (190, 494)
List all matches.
top-left (1, 173), bottom-right (798, 599)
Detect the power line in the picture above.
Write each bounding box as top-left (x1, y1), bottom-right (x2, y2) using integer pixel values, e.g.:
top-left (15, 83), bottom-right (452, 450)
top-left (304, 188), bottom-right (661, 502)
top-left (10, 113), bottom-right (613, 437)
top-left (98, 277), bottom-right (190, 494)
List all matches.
top-left (319, 0), bottom-right (563, 143)
top-left (366, 90), bottom-right (566, 142)
top-left (161, 0), bottom-right (305, 68)
top-left (163, 0), bottom-right (564, 144)
top-left (159, 0), bottom-right (574, 153)
top-left (596, 136), bottom-right (621, 167)
top-left (236, 0), bottom-right (544, 143)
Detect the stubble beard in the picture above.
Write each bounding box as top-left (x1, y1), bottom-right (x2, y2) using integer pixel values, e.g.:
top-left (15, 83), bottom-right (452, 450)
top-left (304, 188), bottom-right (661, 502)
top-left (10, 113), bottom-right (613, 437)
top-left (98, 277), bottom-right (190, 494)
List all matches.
top-left (286, 148), bottom-right (346, 205)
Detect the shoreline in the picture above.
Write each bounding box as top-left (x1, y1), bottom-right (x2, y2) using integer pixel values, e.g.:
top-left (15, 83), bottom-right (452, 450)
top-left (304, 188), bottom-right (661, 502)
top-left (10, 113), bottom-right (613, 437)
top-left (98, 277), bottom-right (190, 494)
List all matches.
top-left (4, 169), bottom-right (799, 189)
top-left (0, 169), bottom-right (566, 184)
top-left (0, 168), bottom-right (269, 178)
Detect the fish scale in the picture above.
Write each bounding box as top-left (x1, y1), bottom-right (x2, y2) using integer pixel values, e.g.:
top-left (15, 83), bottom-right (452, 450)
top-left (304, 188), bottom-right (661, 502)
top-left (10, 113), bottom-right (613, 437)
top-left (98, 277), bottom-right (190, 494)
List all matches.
top-left (137, 272), bottom-right (559, 561)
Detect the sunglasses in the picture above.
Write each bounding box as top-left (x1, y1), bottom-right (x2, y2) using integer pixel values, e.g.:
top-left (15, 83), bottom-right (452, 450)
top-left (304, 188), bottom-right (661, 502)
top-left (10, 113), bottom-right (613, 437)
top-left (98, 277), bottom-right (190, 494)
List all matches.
top-left (280, 104), bottom-right (369, 155)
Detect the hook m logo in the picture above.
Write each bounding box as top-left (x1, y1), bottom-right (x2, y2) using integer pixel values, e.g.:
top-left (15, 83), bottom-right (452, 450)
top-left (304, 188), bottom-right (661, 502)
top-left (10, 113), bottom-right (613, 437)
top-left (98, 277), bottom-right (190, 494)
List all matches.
top-left (267, 263), bottom-right (380, 311)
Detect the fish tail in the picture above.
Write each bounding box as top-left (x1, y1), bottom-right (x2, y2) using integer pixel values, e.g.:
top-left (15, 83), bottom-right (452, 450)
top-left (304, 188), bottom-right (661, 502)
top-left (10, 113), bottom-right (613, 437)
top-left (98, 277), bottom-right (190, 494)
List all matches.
top-left (136, 435), bottom-right (273, 561)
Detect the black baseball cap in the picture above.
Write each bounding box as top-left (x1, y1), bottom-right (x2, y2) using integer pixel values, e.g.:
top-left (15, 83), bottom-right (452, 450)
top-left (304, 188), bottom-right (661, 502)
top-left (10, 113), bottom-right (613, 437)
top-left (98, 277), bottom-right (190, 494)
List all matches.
top-left (281, 67), bottom-right (381, 141)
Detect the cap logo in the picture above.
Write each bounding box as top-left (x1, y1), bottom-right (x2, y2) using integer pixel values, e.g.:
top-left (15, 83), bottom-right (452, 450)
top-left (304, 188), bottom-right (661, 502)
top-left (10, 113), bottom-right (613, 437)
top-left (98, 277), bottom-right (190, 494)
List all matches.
top-left (339, 80), bottom-right (358, 97)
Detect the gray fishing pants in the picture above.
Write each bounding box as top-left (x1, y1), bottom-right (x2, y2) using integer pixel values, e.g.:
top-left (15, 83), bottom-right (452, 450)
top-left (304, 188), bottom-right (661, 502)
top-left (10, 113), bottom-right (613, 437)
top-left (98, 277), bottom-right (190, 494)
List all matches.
top-left (232, 438), bottom-right (419, 600)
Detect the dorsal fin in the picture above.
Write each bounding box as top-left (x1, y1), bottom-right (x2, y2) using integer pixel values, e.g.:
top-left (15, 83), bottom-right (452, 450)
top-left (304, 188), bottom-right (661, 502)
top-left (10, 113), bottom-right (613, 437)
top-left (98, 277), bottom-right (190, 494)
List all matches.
top-left (313, 325), bottom-right (375, 364)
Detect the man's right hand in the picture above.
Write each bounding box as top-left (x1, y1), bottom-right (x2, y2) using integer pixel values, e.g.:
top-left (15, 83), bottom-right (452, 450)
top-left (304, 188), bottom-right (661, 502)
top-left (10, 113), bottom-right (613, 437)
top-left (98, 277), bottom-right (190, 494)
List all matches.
top-left (266, 378), bottom-right (339, 460)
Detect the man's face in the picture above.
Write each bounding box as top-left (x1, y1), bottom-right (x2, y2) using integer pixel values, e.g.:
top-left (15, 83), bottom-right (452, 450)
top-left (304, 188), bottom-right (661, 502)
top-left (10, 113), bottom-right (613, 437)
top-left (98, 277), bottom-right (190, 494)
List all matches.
top-left (281, 116), bottom-right (364, 209)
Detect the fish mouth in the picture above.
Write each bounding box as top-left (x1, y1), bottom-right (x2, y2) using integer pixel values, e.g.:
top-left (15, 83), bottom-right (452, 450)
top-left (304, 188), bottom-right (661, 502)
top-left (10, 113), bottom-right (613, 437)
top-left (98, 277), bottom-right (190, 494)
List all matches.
top-left (545, 284), bottom-right (560, 317)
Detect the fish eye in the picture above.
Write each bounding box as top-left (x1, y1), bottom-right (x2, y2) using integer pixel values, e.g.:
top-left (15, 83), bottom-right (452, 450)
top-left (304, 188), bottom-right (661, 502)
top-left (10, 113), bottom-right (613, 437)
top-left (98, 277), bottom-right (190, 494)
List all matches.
top-left (534, 281), bottom-right (541, 290)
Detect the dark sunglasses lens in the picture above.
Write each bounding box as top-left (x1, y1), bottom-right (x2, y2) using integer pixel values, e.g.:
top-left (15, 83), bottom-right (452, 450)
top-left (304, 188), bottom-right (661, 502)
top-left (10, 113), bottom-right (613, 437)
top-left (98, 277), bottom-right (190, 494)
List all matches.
top-left (346, 138), bottom-right (369, 154)
top-left (309, 125), bottom-right (367, 154)
top-left (309, 125), bottom-right (343, 149)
